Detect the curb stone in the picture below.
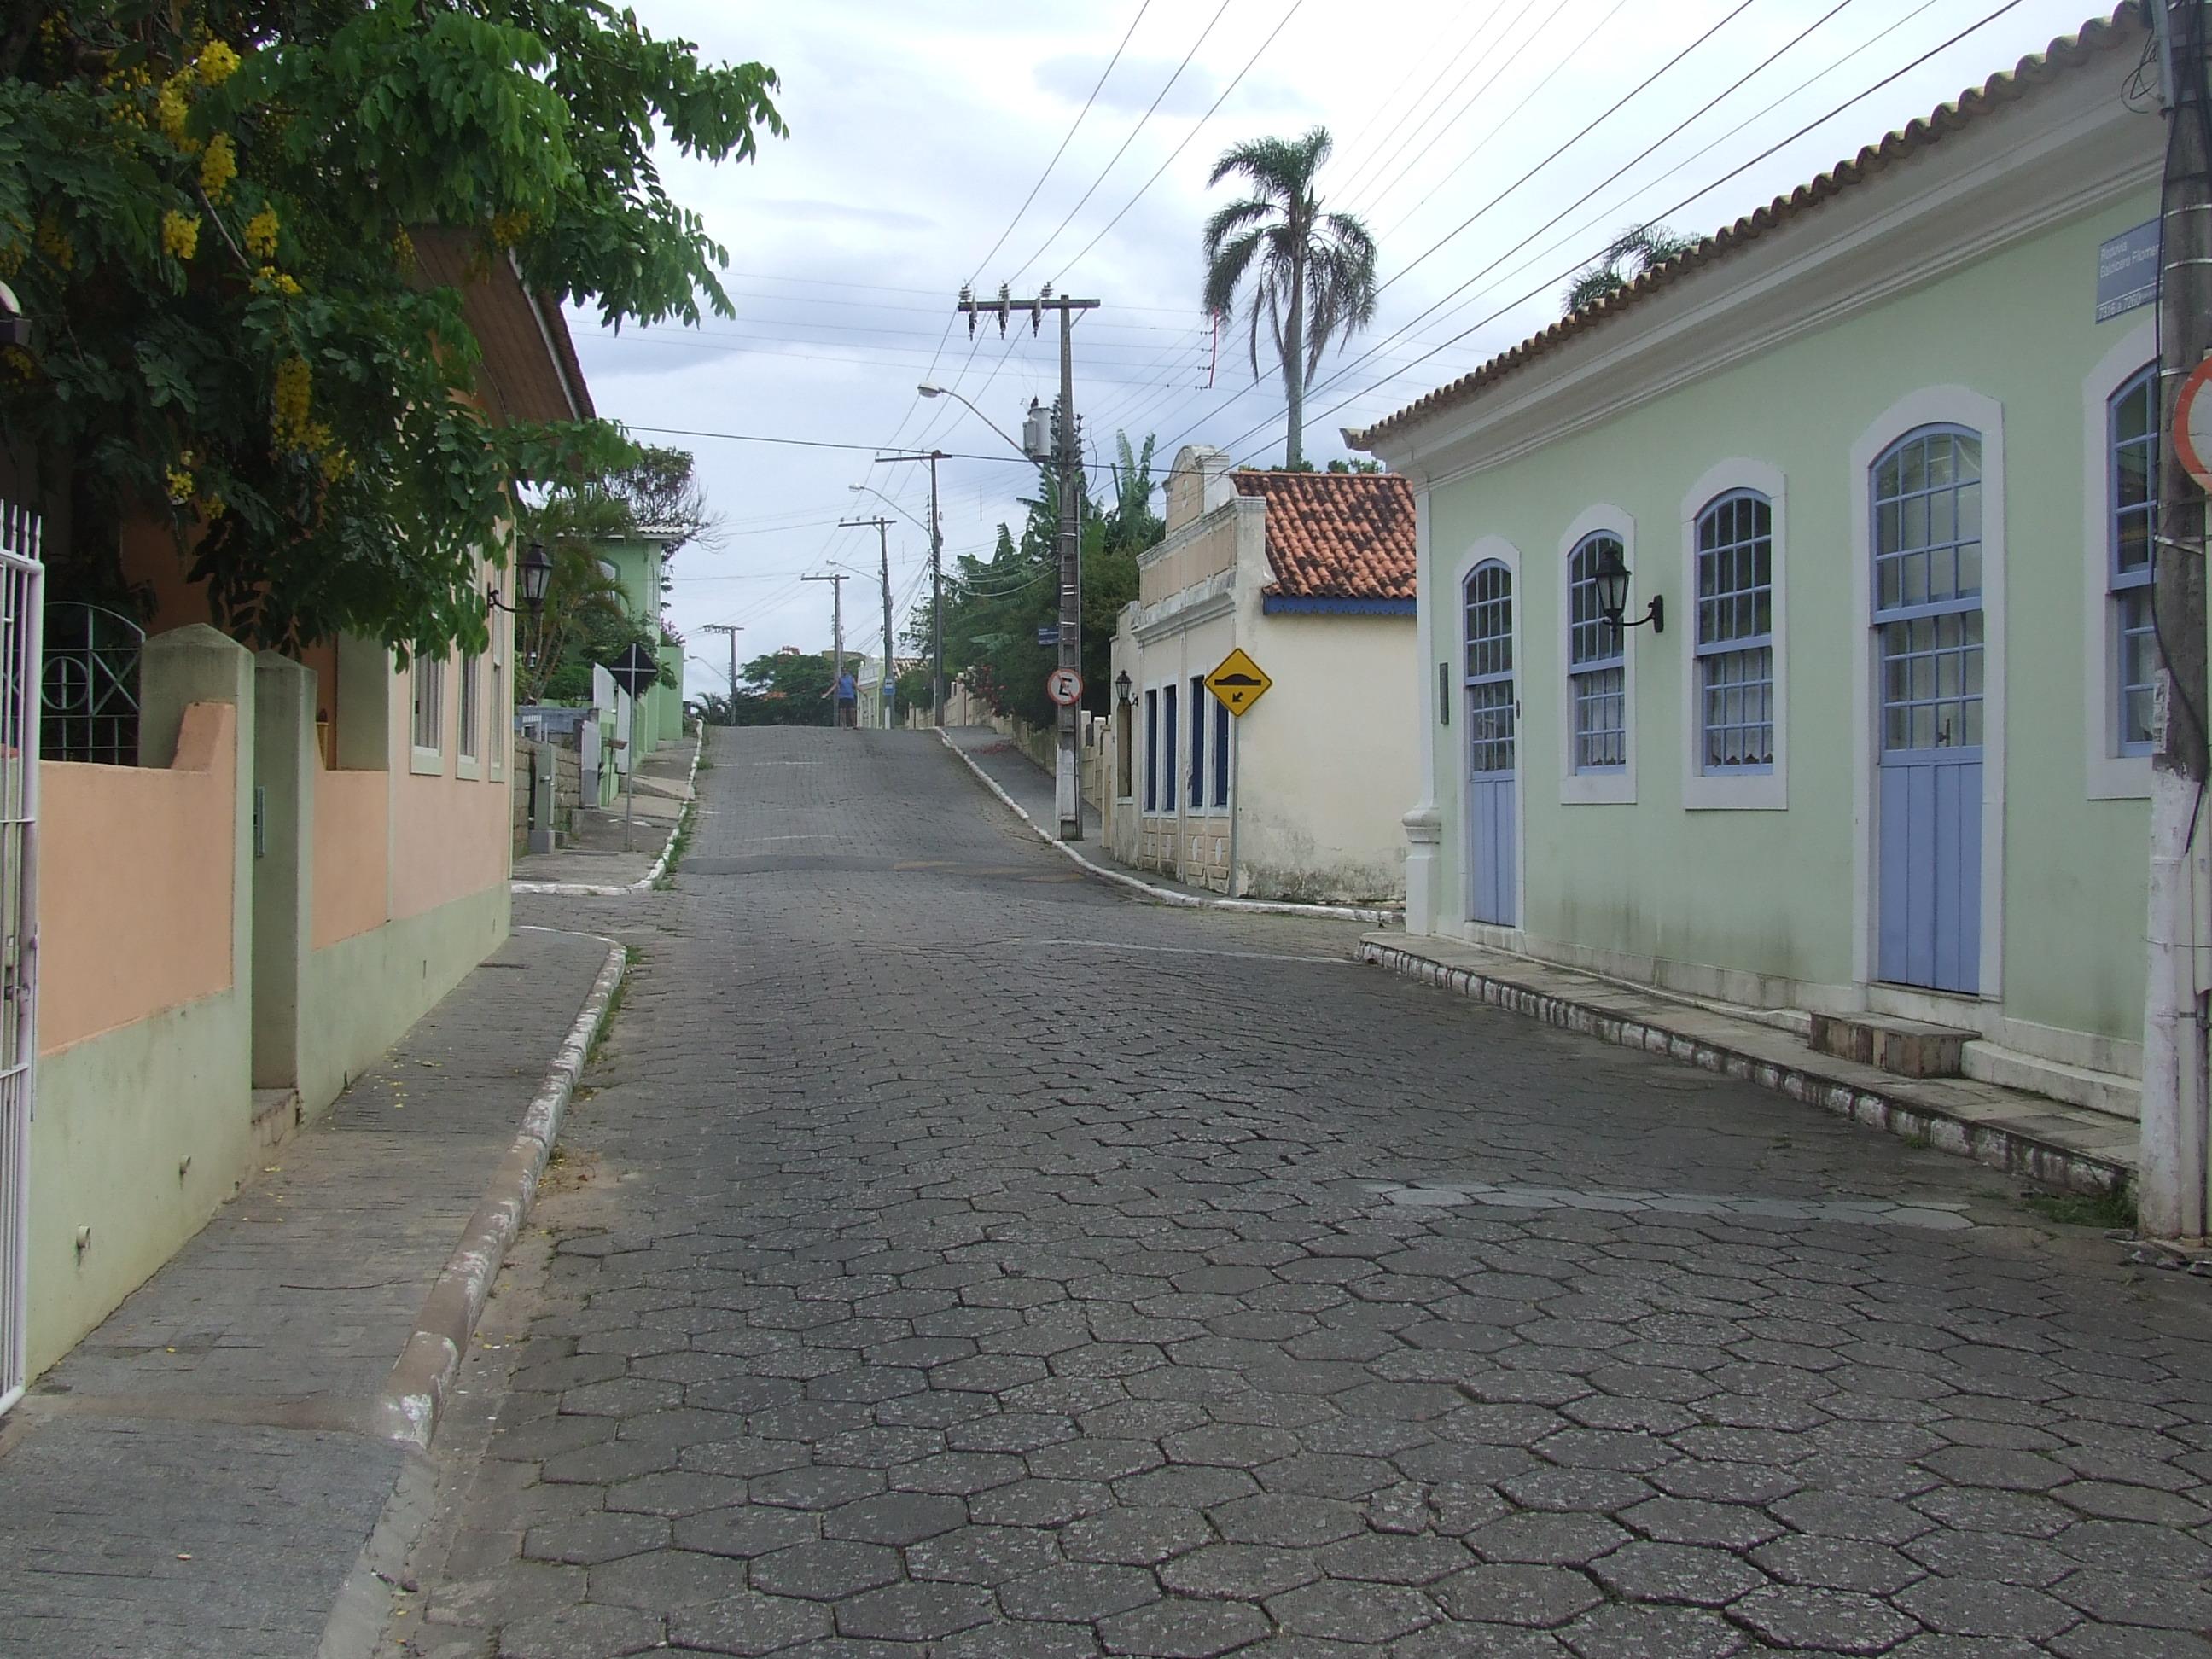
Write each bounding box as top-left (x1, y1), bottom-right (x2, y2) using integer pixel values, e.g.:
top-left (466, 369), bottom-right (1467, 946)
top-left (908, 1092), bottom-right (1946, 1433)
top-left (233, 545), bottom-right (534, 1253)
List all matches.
top-left (370, 940), bottom-right (627, 1448)
top-left (1359, 938), bottom-right (2132, 1199)
top-left (512, 731), bottom-right (703, 897)
top-left (938, 728), bottom-right (1401, 927)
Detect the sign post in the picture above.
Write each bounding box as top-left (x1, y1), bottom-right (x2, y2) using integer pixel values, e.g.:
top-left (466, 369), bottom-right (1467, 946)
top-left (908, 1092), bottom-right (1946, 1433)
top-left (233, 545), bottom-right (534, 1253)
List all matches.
top-left (606, 643), bottom-right (659, 853)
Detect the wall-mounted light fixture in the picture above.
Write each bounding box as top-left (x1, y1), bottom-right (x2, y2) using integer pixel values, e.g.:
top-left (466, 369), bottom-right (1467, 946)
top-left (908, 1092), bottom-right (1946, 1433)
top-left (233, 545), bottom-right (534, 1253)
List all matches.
top-left (1592, 540), bottom-right (1662, 639)
top-left (1115, 669), bottom-right (1134, 707)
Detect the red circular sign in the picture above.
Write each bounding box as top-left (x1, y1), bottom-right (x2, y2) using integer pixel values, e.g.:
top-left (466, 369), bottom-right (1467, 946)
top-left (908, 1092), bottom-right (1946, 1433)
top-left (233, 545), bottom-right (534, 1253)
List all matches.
top-left (1045, 667), bottom-right (1084, 707)
top-left (2176, 357), bottom-right (2212, 492)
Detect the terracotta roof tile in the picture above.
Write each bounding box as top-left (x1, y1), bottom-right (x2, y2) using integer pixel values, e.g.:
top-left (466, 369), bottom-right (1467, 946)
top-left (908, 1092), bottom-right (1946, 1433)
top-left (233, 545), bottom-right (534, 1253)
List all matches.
top-left (1231, 470), bottom-right (1416, 601)
top-left (1350, 3), bottom-right (2147, 451)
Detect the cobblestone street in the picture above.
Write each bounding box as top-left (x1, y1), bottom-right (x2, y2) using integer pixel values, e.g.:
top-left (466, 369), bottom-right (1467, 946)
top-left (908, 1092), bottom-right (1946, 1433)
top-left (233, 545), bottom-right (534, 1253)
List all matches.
top-left (401, 725), bottom-right (2212, 1658)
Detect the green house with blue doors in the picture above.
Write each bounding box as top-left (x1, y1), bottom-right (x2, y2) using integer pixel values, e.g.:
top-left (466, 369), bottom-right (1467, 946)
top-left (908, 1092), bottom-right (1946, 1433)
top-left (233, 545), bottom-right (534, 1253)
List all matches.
top-left (594, 527), bottom-right (685, 753)
top-left (1351, 8), bottom-right (2159, 1122)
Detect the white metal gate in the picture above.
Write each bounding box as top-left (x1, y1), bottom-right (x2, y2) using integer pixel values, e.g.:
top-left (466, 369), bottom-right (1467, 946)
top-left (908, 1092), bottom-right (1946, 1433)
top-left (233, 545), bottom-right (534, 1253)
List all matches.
top-left (0, 500), bottom-right (39, 1415)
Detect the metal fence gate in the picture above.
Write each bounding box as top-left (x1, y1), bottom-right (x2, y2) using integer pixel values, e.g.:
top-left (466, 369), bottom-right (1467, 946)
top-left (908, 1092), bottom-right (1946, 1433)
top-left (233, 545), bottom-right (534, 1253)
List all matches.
top-left (0, 501), bottom-right (39, 1415)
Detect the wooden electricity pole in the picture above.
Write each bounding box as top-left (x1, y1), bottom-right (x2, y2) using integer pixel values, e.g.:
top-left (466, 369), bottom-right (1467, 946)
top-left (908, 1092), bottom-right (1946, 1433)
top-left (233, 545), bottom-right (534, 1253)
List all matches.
top-left (840, 516), bottom-right (895, 728)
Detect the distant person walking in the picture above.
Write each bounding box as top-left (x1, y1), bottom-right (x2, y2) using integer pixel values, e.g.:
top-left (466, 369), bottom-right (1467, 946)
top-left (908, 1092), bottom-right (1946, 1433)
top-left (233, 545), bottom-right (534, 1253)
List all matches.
top-left (834, 668), bottom-right (858, 728)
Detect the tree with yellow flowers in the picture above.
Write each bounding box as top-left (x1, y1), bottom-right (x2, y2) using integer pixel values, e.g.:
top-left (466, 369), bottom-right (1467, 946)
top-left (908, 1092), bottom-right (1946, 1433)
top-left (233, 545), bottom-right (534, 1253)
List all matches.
top-left (0, 4), bottom-right (783, 655)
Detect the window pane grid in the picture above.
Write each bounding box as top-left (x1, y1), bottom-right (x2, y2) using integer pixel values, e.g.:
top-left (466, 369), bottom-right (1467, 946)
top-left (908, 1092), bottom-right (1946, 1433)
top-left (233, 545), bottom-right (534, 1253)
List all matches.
top-left (1874, 426), bottom-right (1982, 760)
top-left (1210, 699), bottom-right (1230, 806)
top-left (1879, 612), bottom-right (1984, 754)
top-left (2119, 587), bottom-right (2157, 752)
top-left (2111, 366), bottom-right (2157, 757)
top-left (1572, 664), bottom-right (1625, 771)
top-left (1188, 675), bottom-right (1205, 809)
top-left (1467, 680), bottom-right (1516, 775)
top-left (1694, 492), bottom-right (1773, 771)
top-left (1464, 562), bottom-right (1512, 683)
top-left (412, 660), bottom-right (443, 752)
top-left (1566, 534), bottom-right (1625, 774)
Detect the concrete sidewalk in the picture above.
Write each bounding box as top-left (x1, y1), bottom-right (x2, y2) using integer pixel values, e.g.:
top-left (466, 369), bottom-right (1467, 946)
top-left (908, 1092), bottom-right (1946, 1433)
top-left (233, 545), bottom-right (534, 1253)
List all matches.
top-left (512, 735), bottom-right (700, 894)
top-left (940, 723), bottom-right (1399, 923)
top-left (0, 925), bottom-right (617, 1659)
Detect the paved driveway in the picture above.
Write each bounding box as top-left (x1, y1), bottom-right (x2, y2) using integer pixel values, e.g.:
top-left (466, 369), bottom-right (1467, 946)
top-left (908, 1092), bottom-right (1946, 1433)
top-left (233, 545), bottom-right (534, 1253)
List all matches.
top-left (403, 725), bottom-right (2212, 1658)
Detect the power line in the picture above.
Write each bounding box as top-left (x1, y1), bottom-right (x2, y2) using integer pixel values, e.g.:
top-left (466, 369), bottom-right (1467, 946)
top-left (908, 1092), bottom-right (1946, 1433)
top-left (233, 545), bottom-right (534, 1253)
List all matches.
top-left (968, 0), bottom-right (1154, 285)
top-left (1009, 0), bottom-right (1235, 283)
top-left (625, 426), bottom-right (1040, 465)
top-left (1048, 0), bottom-right (1309, 285)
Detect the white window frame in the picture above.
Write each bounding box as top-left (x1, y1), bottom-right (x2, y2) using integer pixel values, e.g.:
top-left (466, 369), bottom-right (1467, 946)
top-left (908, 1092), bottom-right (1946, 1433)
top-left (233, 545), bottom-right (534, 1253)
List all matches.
top-left (457, 648), bottom-right (482, 778)
top-left (2082, 317), bottom-right (2157, 800)
top-left (489, 565), bottom-right (509, 783)
top-left (1848, 385), bottom-right (2007, 996)
top-left (410, 655), bottom-right (445, 775)
top-left (1448, 533), bottom-right (1527, 935)
top-left (1557, 504), bottom-right (1637, 806)
top-left (1679, 459), bottom-right (1788, 811)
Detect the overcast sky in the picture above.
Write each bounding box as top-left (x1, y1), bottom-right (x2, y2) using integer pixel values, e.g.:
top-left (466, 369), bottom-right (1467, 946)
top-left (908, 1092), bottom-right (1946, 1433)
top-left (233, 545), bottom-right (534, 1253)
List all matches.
top-left (562, 0), bottom-right (2131, 698)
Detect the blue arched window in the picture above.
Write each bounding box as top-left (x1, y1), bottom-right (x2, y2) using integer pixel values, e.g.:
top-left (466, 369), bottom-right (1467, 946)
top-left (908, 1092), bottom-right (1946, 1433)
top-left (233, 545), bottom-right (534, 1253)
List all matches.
top-left (2110, 364), bottom-right (2157, 754)
top-left (1693, 491), bottom-right (1773, 770)
top-left (1872, 426), bottom-right (1982, 756)
top-left (1566, 533), bottom-right (1626, 772)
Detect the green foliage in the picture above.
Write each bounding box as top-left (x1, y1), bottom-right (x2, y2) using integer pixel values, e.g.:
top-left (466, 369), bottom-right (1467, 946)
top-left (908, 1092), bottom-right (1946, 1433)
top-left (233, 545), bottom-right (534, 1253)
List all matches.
top-left (1563, 224), bottom-right (1693, 315)
top-left (2020, 1185), bottom-right (2139, 1231)
top-left (711, 649), bottom-right (835, 726)
top-left (915, 434), bottom-right (1161, 728)
top-left (0, 4), bottom-right (781, 654)
top-left (1202, 126), bottom-right (1376, 469)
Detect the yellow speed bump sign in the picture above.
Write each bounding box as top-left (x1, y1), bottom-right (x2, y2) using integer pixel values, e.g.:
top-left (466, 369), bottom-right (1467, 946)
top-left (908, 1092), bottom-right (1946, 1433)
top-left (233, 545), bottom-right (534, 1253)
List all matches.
top-left (1205, 647), bottom-right (1272, 716)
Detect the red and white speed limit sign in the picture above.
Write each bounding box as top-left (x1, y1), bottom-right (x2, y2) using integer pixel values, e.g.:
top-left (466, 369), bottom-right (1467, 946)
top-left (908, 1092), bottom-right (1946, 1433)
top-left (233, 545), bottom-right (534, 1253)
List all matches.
top-left (1045, 667), bottom-right (1084, 707)
top-left (2176, 357), bottom-right (2212, 492)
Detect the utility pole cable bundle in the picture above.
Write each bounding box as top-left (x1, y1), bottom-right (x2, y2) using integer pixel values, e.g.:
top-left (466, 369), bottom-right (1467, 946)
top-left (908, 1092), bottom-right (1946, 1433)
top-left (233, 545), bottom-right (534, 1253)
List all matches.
top-left (800, 572), bottom-right (848, 725)
top-left (958, 284), bottom-right (1101, 840)
top-left (700, 623), bottom-right (743, 699)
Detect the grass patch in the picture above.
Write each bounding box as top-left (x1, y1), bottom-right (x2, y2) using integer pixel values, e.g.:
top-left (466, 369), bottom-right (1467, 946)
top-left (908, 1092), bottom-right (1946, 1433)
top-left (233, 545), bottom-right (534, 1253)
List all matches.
top-left (652, 795), bottom-right (697, 890)
top-left (585, 947), bottom-right (642, 1066)
top-left (2021, 1183), bottom-right (2138, 1231)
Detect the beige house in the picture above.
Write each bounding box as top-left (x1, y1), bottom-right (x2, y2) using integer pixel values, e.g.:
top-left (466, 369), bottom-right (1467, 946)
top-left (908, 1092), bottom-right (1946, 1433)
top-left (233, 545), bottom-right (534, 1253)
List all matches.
top-left (1107, 447), bottom-right (1417, 905)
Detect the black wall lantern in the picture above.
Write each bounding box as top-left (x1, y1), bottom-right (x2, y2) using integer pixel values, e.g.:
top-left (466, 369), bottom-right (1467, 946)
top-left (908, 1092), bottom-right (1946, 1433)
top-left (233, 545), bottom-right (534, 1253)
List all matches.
top-left (1592, 540), bottom-right (1662, 639)
top-left (519, 539), bottom-right (554, 618)
top-left (1114, 668), bottom-right (1134, 706)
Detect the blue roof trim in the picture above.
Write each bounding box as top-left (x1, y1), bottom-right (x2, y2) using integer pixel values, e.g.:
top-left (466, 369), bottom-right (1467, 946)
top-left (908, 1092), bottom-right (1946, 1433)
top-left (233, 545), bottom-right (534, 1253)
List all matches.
top-left (1261, 595), bottom-right (1418, 616)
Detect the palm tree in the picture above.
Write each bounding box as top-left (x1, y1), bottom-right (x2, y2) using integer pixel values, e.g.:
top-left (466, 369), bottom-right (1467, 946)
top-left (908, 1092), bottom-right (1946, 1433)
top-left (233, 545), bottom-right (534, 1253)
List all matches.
top-left (1563, 224), bottom-right (1694, 315)
top-left (1202, 127), bottom-right (1377, 470)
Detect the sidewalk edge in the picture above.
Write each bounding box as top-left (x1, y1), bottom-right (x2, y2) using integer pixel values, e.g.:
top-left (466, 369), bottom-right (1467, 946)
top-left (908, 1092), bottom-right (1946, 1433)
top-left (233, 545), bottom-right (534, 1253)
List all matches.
top-left (370, 939), bottom-right (627, 1448)
top-left (1359, 936), bottom-right (2133, 1199)
top-left (512, 730), bottom-right (704, 897)
top-left (937, 729), bottom-right (1400, 927)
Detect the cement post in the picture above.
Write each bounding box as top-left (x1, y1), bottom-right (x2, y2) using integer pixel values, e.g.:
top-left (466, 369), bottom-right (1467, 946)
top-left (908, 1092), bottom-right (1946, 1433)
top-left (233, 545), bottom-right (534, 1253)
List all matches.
top-left (250, 651), bottom-right (315, 1092)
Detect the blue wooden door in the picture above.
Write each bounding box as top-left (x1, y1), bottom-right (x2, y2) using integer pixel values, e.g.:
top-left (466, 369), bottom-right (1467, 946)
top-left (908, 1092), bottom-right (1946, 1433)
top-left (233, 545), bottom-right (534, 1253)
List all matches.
top-left (1464, 562), bottom-right (1517, 926)
top-left (1873, 427), bottom-right (1983, 993)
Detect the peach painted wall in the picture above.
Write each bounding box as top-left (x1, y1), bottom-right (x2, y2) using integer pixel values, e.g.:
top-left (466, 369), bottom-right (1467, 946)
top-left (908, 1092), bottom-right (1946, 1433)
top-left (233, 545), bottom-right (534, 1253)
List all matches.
top-left (312, 767), bottom-right (390, 950)
top-left (390, 764), bottom-right (509, 919)
top-left (38, 701), bottom-right (236, 1054)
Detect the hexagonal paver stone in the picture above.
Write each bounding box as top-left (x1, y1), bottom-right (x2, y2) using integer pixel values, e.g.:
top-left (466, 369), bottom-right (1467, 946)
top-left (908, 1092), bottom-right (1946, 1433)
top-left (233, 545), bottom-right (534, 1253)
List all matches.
top-left (896, 1451), bottom-right (1027, 1496)
top-left (1465, 1511), bottom-right (1628, 1567)
top-left (2051, 1482), bottom-right (2210, 1528)
top-left (940, 1620), bottom-right (1104, 1659)
top-left (1728, 1585), bottom-right (1924, 1655)
top-left (1062, 1507), bottom-right (1214, 1568)
top-left (1500, 1465), bottom-right (1655, 1514)
top-left (663, 1590), bottom-right (834, 1656)
top-left (1209, 1493), bottom-right (1362, 1548)
top-left (822, 1491), bottom-right (967, 1546)
top-left (1000, 1561), bottom-right (1163, 1622)
top-left (521, 1511), bottom-right (672, 1566)
top-left (834, 1579), bottom-right (997, 1642)
top-left (1589, 1540), bottom-right (1768, 1608)
top-left (1160, 1545), bottom-right (1320, 1602)
top-left (496, 1603), bottom-right (666, 1659)
top-left (1893, 1577), bottom-right (2077, 1642)
top-left (1432, 1563), bottom-right (1603, 1628)
top-left (606, 1470), bottom-right (748, 1517)
top-left (1557, 1601), bottom-right (1746, 1659)
top-left (672, 1505), bottom-right (818, 1561)
top-left (1317, 1530), bottom-right (1470, 1586)
top-left (908, 1524), bottom-right (1064, 1585)
top-left (1618, 1496), bottom-right (1780, 1551)
top-left (1750, 1534), bottom-right (1924, 1597)
top-left (748, 1539), bottom-right (903, 1601)
top-left (1769, 1492), bottom-right (1933, 1546)
top-left (749, 1465), bottom-right (886, 1511)
top-left (1098, 1595), bottom-right (1272, 1657)
top-left (587, 1548), bottom-right (745, 1609)
top-left (2053, 1568), bottom-right (2212, 1632)
top-left (1267, 1579), bottom-right (1435, 1643)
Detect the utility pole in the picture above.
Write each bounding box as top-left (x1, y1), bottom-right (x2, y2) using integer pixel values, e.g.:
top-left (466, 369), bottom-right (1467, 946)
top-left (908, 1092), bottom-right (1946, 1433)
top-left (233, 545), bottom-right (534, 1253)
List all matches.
top-left (801, 572), bottom-right (847, 727)
top-left (877, 451), bottom-right (949, 725)
top-left (840, 516), bottom-right (895, 729)
top-left (960, 285), bottom-right (1100, 840)
top-left (2144, 0), bottom-right (2212, 1240)
top-left (700, 623), bottom-right (743, 698)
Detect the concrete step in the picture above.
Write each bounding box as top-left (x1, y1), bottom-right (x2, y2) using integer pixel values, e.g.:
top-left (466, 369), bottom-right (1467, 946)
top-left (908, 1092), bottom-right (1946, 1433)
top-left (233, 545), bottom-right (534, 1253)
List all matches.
top-left (1811, 1013), bottom-right (1973, 1079)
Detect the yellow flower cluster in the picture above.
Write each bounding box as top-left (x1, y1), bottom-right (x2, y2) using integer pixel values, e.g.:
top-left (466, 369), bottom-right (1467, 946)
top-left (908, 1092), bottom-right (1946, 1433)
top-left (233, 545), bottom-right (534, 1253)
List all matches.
top-left (199, 133), bottom-right (236, 201)
top-left (392, 227), bottom-right (416, 271)
top-left (37, 214), bottom-right (75, 271)
top-left (244, 207), bottom-right (279, 260)
top-left (166, 465), bottom-right (195, 504)
top-left (272, 355), bottom-right (313, 449)
top-left (490, 209), bottom-right (532, 249)
top-left (160, 209), bottom-right (199, 260)
top-left (323, 446), bottom-right (356, 483)
top-left (155, 79), bottom-right (198, 152)
top-left (197, 491), bottom-right (227, 521)
top-left (196, 40), bottom-right (242, 88)
top-left (2, 346), bottom-right (38, 383)
top-left (257, 265), bottom-right (302, 296)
